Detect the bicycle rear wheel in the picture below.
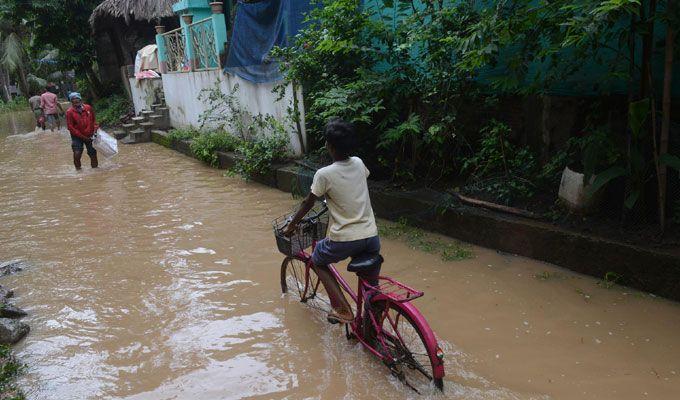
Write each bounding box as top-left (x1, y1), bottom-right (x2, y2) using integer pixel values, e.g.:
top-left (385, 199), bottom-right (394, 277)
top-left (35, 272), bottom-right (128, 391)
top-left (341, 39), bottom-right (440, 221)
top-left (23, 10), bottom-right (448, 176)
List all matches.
top-left (371, 300), bottom-right (444, 392)
top-left (280, 256), bottom-right (332, 314)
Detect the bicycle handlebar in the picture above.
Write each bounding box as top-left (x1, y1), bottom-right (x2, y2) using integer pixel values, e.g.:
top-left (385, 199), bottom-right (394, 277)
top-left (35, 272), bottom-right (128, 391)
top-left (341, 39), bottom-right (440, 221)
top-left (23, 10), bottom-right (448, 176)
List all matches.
top-left (300, 204), bottom-right (328, 224)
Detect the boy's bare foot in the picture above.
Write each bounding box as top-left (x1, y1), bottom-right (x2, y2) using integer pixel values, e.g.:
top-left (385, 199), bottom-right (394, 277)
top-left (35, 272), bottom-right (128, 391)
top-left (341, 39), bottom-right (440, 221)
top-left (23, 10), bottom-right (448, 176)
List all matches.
top-left (327, 309), bottom-right (354, 324)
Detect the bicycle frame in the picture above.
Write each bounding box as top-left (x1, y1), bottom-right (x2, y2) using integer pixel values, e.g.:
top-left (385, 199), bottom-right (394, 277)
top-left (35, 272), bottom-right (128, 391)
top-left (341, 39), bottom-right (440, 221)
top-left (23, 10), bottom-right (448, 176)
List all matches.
top-left (294, 241), bottom-right (445, 382)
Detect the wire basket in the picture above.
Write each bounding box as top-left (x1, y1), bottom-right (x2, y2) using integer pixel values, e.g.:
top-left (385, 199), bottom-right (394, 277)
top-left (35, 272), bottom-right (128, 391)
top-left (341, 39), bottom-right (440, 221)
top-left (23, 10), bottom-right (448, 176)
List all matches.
top-left (272, 204), bottom-right (329, 256)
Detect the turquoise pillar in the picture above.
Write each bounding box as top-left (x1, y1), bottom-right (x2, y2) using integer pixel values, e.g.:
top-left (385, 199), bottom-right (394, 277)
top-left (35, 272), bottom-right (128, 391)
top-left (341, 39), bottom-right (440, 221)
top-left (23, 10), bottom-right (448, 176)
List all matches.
top-left (182, 14), bottom-right (196, 70)
top-left (173, 0), bottom-right (212, 21)
top-left (155, 26), bottom-right (168, 73)
top-left (211, 8), bottom-right (228, 66)
top-left (173, 0), bottom-right (212, 71)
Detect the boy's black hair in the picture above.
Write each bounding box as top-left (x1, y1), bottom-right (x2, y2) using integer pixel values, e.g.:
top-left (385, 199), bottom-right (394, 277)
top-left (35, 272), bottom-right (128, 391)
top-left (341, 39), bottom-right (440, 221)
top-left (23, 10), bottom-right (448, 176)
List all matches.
top-left (324, 118), bottom-right (357, 159)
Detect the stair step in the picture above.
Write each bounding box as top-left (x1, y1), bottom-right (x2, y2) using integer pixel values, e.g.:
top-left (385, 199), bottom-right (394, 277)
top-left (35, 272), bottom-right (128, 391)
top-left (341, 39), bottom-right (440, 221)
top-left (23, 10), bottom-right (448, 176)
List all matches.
top-left (111, 130), bottom-right (127, 140)
top-left (149, 114), bottom-right (170, 130)
top-left (122, 127), bottom-right (151, 144)
top-left (121, 123), bottom-right (136, 135)
top-left (131, 116), bottom-right (145, 122)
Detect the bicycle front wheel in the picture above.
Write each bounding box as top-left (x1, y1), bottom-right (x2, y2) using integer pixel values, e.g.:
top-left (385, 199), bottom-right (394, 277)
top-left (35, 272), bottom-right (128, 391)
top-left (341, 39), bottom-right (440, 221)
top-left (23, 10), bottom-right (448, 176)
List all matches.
top-left (280, 256), bottom-right (332, 314)
top-left (371, 300), bottom-right (444, 392)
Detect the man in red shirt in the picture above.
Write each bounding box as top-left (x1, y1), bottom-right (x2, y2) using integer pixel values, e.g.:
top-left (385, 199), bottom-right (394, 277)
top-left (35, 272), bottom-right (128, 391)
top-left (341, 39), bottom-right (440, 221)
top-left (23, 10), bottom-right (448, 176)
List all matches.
top-left (65, 92), bottom-right (98, 170)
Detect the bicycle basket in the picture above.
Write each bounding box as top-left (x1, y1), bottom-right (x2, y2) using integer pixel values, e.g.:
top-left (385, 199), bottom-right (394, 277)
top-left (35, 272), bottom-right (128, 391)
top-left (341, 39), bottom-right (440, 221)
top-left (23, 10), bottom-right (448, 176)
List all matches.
top-left (272, 205), bottom-right (329, 256)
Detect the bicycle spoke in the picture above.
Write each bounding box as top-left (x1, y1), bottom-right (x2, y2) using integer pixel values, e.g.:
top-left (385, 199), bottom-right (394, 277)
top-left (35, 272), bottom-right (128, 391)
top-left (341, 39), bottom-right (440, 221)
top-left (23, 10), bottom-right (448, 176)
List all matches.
top-left (282, 257), bottom-right (333, 315)
top-left (373, 302), bottom-right (437, 392)
top-left (289, 261), bottom-right (304, 298)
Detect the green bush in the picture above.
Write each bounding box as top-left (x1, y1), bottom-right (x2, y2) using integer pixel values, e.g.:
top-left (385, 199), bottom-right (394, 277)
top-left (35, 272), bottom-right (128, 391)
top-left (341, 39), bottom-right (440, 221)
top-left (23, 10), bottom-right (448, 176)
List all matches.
top-left (273, 0), bottom-right (495, 180)
top-left (167, 127), bottom-right (200, 142)
top-left (235, 129), bottom-right (290, 178)
top-left (462, 120), bottom-right (538, 205)
top-left (190, 130), bottom-right (242, 167)
top-left (94, 95), bottom-right (132, 126)
top-left (0, 97), bottom-right (27, 113)
top-left (537, 128), bottom-right (624, 188)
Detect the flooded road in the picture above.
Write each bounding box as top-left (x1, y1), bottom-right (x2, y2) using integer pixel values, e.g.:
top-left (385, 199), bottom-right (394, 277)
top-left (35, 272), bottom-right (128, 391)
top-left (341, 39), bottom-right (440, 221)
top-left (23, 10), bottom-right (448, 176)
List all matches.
top-left (1, 113), bottom-right (679, 399)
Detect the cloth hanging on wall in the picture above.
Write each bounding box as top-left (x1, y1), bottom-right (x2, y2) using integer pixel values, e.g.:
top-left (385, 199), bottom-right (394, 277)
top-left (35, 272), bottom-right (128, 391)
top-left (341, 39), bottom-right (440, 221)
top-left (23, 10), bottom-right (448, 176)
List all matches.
top-left (224, 0), bottom-right (313, 83)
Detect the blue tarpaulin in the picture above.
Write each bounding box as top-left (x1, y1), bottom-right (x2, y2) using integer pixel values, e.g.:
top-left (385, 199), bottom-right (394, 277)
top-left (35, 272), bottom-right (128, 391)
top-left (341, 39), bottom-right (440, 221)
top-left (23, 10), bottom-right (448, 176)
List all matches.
top-left (224, 0), bottom-right (313, 83)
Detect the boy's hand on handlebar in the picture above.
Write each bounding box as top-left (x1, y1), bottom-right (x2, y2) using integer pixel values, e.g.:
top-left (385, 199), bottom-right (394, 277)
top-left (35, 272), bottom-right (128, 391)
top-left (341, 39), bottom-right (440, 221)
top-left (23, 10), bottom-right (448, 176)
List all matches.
top-left (283, 193), bottom-right (318, 238)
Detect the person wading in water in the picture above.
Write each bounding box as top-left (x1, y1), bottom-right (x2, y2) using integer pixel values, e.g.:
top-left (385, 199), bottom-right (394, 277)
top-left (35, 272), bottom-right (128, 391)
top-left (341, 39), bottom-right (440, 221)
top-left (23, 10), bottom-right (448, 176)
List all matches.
top-left (40, 85), bottom-right (63, 132)
top-left (65, 92), bottom-right (98, 170)
top-left (28, 90), bottom-right (45, 130)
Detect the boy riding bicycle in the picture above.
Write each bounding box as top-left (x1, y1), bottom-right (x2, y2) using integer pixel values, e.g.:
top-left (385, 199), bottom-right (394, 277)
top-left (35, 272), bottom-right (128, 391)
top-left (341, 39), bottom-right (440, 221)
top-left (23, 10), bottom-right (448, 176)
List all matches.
top-left (283, 119), bottom-right (380, 323)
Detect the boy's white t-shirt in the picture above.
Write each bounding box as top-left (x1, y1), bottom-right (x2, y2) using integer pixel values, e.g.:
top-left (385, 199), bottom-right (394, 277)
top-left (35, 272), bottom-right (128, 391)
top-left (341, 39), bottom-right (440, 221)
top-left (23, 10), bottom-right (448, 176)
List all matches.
top-left (310, 156), bottom-right (378, 242)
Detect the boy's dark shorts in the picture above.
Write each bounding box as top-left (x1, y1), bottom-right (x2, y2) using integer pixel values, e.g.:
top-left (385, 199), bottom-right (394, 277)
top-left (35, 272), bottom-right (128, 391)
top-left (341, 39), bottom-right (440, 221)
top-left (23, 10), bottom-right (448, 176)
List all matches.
top-left (312, 235), bottom-right (381, 273)
top-left (71, 136), bottom-right (97, 156)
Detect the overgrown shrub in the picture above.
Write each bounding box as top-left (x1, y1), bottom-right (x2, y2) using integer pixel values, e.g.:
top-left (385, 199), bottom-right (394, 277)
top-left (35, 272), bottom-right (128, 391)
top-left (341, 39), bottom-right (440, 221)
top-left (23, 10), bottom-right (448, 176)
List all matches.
top-left (198, 84), bottom-right (266, 140)
top-left (274, 0), bottom-right (490, 180)
top-left (538, 128), bottom-right (625, 187)
top-left (0, 97), bottom-right (27, 113)
top-left (198, 84), bottom-right (293, 177)
top-left (190, 130), bottom-right (242, 167)
top-left (235, 128), bottom-right (290, 178)
top-left (94, 95), bottom-right (131, 126)
top-left (167, 127), bottom-right (200, 142)
top-left (462, 121), bottom-right (538, 205)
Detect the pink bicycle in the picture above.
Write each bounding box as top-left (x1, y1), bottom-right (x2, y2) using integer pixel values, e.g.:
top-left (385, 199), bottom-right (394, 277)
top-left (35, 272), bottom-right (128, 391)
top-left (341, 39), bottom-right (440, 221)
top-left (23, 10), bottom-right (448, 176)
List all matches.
top-left (273, 205), bottom-right (445, 392)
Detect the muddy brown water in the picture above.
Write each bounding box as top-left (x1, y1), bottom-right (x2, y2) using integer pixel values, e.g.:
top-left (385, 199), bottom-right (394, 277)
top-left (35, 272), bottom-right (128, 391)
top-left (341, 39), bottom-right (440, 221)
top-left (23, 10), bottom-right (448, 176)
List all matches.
top-left (1, 112), bottom-right (679, 400)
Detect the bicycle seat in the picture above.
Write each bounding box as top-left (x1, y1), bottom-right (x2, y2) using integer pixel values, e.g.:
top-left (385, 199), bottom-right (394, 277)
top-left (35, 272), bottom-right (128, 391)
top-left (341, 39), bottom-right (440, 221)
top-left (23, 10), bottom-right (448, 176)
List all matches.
top-left (347, 254), bottom-right (384, 272)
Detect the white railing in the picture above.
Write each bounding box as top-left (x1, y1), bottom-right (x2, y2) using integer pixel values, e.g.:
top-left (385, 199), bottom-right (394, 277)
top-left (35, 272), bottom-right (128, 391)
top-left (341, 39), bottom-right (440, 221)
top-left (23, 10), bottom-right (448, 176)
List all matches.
top-left (188, 17), bottom-right (219, 70)
top-left (162, 26), bottom-right (188, 73)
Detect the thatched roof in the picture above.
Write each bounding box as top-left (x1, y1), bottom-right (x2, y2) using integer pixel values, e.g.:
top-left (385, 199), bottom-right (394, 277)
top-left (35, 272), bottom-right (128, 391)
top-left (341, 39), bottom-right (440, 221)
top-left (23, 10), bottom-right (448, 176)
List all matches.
top-left (90, 0), bottom-right (177, 26)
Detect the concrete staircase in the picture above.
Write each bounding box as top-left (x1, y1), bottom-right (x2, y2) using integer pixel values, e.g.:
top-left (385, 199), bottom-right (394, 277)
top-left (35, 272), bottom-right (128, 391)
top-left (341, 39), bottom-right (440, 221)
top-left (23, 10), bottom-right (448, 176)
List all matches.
top-left (120, 100), bottom-right (171, 144)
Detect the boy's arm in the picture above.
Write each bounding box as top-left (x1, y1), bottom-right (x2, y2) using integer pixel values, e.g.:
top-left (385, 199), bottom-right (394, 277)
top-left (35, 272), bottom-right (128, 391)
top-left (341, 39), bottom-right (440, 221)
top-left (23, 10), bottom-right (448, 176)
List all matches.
top-left (283, 192), bottom-right (318, 236)
top-left (57, 102), bottom-right (64, 114)
top-left (283, 169), bottom-right (327, 236)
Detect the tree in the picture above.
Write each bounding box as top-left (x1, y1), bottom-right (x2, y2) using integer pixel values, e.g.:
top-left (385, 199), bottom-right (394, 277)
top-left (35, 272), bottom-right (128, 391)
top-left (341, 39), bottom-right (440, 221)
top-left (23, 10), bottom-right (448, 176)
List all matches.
top-left (0, 0), bottom-right (103, 97)
top-left (0, 16), bottom-right (34, 97)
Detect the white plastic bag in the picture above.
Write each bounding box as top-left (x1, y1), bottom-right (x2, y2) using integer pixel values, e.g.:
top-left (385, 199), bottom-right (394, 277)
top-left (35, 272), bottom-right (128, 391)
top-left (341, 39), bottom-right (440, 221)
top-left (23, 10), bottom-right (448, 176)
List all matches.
top-left (92, 129), bottom-right (118, 158)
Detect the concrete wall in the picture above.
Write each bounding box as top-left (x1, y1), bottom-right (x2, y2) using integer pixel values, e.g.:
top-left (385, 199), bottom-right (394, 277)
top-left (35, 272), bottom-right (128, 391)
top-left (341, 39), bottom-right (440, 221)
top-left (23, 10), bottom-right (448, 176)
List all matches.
top-left (161, 70), bottom-right (306, 155)
top-left (129, 77), bottom-right (164, 114)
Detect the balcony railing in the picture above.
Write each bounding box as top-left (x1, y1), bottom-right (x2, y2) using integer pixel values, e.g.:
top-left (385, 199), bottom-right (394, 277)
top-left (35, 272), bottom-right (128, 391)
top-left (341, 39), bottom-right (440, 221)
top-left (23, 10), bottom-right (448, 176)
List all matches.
top-left (188, 18), bottom-right (219, 70)
top-left (162, 26), bottom-right (188, 73)
top-left (159, 18), bottom-right (220, 73)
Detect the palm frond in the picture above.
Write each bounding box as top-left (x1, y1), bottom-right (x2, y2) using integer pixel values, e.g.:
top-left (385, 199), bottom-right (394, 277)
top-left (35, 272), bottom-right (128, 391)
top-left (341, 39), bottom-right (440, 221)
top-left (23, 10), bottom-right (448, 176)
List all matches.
top-left (1, 32), bottom-right (25, 72)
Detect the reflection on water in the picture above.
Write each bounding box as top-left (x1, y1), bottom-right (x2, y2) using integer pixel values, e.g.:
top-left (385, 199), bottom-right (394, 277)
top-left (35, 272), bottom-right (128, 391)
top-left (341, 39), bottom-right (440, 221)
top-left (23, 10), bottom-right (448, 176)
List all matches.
top-left (1, 114), bottom-right (679, 399)
top-left (0, 109), bottom-right (35, 137)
